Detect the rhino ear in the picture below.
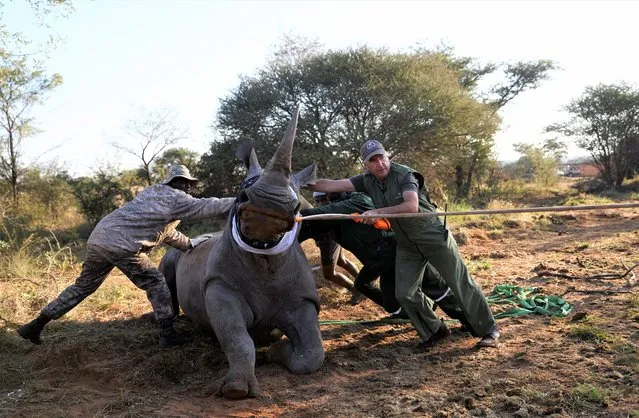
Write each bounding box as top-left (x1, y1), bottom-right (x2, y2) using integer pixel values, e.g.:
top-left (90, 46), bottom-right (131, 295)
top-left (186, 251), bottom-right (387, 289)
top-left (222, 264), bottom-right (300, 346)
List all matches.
top-left (236, 139), bottom-right (262, 179)
top-left (292, 163), bottom-right (317, 189)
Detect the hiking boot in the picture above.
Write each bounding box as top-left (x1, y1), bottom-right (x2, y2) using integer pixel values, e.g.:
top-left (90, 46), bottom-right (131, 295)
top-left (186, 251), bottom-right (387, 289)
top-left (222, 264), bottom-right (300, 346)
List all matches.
top-left (158, 319), bottom-right (191, 348)
top-left (17, 316), bottom-right (49, 345)
top-left (477, 326), bottom-right (501, 348)
top-left (17, 322), bottom-right (43, 345)
top-left (416, 321), bottom-right (451, 350)
top-left (348, 292), bottom-right (367, 306)
top-left (388, 308), bottom-right (409, 320)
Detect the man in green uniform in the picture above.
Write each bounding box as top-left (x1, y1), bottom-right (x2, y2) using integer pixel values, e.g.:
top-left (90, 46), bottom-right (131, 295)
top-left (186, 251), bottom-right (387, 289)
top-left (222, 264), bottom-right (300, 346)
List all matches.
top-left (308, 140), bottom-right (500, 349)
top-left (298, 191), bottom-right (470, 327)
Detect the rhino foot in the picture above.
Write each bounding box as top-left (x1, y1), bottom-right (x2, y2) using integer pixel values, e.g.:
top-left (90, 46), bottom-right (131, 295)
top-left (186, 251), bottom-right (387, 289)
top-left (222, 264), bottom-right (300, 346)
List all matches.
top-left (220, 376), bottom-right (259, 399)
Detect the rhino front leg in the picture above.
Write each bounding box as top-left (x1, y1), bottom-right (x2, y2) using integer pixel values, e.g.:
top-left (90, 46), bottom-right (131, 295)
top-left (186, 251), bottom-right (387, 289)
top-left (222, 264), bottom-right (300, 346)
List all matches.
top-left (267, 301), bottom-right (325, 374)
top-left (205, 283), bottom-right (259, 399)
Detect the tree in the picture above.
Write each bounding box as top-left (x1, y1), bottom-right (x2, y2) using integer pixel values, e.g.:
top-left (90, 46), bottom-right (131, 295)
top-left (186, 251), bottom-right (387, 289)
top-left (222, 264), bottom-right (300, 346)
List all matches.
top-left (20, 163), bottom-right (76, 226)
top-left (510, 139), bottom-right (566, 186)
top-left (547, 83), bottom-right (639, 187)
top-left (70, 168), bottom-right (133, 228)
top-left (152, 147), bottom-right (200, 182)
top-left (111, 108), bottom-right (189, 186)
top-left (207, 39), bottom-right (556, 201)
top-left (209, 42), bottom-right (498, 196)
top-left (444, 55), bottom-right (558, 199)
top-left (0, 54), bottom-right (62, 203)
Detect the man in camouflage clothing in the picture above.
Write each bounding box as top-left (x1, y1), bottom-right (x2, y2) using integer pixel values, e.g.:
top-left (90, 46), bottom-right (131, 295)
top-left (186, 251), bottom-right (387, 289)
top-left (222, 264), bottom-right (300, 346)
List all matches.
top-left (17, 165), bottom-right (234, 348)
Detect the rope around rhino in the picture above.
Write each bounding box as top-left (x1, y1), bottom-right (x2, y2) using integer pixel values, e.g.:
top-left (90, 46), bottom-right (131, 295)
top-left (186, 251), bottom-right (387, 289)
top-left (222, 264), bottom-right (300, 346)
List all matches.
top-left (304, 203), bottom-right (639, 326)
top-left (296, 202), bottom-right (639, 223)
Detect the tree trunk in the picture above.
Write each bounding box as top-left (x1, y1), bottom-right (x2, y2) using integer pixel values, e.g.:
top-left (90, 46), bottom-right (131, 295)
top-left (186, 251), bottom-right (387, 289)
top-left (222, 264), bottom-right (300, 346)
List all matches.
top-left (455, 165), bottom-right (465, 199)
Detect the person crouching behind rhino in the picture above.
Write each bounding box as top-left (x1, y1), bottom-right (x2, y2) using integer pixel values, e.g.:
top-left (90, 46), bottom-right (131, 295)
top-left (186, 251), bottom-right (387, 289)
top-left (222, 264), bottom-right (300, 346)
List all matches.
top-left (17, 165), bottom-right (235, 348)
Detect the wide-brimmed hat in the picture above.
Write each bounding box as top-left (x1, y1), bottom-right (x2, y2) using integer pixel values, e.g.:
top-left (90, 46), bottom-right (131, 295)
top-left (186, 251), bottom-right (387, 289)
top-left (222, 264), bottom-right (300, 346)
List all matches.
top-left (162, 165), bottom-right (199, 185)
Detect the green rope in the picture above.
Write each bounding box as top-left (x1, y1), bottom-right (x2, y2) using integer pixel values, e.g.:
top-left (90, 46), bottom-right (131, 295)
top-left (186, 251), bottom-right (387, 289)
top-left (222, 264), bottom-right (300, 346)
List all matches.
top-left (319, 284), bottom-right (572, 325)
top-left (486, 284), bottom-right (573, 319)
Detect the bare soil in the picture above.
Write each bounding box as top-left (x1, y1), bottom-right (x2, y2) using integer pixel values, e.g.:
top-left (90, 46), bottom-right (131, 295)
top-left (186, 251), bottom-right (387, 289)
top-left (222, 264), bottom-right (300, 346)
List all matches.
top-left (1, 205), bottom-right (638, 417)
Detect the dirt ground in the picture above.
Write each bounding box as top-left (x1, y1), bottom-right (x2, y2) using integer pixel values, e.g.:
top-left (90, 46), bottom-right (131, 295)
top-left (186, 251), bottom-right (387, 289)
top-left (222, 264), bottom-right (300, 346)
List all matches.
top-left (1, 204), bottom-right (638, 417)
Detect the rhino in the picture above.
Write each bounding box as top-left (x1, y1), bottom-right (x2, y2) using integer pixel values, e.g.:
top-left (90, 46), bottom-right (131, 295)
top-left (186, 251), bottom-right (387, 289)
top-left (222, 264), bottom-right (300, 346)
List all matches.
top-left (159, 106), bottom-right (325, 399)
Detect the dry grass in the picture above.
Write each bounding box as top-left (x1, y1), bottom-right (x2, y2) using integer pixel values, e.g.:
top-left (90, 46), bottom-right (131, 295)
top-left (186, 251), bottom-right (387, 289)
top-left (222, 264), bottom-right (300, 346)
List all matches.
top-left (1, 179), bottom-right (638, 417)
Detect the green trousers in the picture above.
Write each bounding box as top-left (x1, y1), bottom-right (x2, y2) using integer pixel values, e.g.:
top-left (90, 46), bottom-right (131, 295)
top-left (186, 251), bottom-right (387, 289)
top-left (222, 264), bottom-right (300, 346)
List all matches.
top-left (395, 232), bottom-right (495, 341)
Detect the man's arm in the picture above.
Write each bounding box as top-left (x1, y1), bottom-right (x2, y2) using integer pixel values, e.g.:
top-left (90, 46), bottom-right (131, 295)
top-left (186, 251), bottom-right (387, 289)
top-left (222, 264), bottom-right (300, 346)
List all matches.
top-left (171, 193), bottom-right (235, 221)
top-left (301, 194), bottom-right (373, 216)
top-left (164, 229), bottom-right (192, 251)
top-left (361, 172), bottom-right (420, 220)
top-left (308, 178), bottom-right (355, 193)
top-left (363, 190), bottom-right (419, 216)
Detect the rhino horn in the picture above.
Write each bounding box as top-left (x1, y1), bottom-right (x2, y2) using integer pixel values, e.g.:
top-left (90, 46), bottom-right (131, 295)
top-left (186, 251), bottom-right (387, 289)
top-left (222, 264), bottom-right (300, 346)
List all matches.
top-left (264, 105), bottom-right (300, 179)
top-left (236, 139), bottom-right (262, 179)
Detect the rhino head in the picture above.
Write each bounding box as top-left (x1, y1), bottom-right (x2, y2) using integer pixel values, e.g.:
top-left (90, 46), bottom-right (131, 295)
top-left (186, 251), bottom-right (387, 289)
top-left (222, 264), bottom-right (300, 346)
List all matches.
top-left (233, 106), bottom-right (315, 249)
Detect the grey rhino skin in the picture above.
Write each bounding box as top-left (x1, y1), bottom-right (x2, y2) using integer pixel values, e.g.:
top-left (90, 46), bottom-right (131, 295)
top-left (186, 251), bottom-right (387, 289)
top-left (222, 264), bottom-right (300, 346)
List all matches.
top-left (159, 106), bottom-right (324, 399)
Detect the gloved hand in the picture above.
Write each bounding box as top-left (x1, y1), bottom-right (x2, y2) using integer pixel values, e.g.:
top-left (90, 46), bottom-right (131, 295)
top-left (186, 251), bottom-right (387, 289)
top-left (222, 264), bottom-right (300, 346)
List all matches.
top-left (190, 234), bottom-right (214, 249)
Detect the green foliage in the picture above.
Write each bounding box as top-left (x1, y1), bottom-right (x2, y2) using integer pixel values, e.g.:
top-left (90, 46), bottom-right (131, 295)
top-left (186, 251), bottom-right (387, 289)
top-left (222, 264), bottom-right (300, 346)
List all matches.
top-left (569, 323), bottom-right (614, 344)
top-left (197, 140), bottom-right (246, 198)
top-left (0, 54), bottom-right (63, 203)
top-left (207, 38), bottom-right (555, 199)
top-left (507, 139), bottom-right (566, 187)
top-left (564, 193), bottom-right (613, 206)
top-left (627, 296), bottom-right (639, 322)
top-left (575, 242), bottom-right (589, 250)
top-left (117, 168), bottom-right (148, 194)
top-left (18, 165), bottom-right (77, 225)
top-left (548, 83), bottom-right (639, 187)
top-left (468, 258), bottom-right (492, 274)
top-left (152, 147), bottom-right (200, 182)
top-left (69, 168), bottom-right (133, 230)
top-left (570, 384), bottom-right (609, 408)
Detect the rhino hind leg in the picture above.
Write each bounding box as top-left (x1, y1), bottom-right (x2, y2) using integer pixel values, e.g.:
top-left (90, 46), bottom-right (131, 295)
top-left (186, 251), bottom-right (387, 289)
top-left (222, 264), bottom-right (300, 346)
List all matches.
top-left (266, 302), bottom-right (325, 374)
top-left (158, 249), bottom-right (182, 317)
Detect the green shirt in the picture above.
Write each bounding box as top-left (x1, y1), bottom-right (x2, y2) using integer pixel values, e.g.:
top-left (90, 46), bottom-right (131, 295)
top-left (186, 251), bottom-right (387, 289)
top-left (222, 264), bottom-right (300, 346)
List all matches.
top-left (349, 163), bottom-right (445, 247)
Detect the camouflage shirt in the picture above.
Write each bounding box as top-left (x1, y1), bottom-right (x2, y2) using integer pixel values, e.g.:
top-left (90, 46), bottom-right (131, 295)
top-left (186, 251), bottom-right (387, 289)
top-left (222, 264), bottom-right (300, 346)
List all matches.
top-left (87, 184), bottom-right (234, 253)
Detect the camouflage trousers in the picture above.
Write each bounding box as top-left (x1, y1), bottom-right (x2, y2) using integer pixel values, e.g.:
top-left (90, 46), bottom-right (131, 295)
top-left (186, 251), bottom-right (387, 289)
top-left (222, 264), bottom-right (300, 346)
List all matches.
top-left (41, 244), bottom-right (174, 321)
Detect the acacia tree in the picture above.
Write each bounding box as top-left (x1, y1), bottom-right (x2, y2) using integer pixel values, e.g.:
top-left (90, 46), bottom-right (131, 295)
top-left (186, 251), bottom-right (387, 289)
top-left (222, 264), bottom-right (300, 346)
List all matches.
top-left (111, 108), bottom-right (189, 186)
top-left (208, 43), bottom-right (500, 197)
top-left (206, 39), bottom-right (555, 200)
top-left (444, 56), bottom-right (557, 198)
top-left (0, 55), bottom-right (62, 203)
top-left (548, 83), bottom-right (639, 187)
top-left (510, 138), bottom-right (566, 186)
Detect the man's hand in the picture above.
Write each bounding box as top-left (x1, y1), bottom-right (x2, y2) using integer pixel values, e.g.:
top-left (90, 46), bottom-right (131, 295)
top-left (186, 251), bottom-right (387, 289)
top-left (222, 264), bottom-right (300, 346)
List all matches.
top-left (190, 234), bottom-right (214, 249)
top-left (360, 209), bottom-right (382, 225)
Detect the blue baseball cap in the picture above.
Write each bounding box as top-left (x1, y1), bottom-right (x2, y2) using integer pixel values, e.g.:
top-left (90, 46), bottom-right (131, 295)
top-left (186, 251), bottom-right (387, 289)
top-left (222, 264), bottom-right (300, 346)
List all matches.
top-left (360, 140), bottom-right (386, 162)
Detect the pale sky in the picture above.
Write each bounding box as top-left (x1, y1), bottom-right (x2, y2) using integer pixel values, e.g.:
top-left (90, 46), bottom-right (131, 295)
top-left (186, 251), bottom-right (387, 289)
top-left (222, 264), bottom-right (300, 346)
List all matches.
top-left (5, 0), bottom-right (639, 176)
